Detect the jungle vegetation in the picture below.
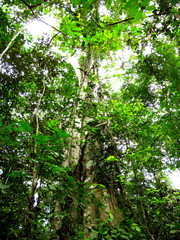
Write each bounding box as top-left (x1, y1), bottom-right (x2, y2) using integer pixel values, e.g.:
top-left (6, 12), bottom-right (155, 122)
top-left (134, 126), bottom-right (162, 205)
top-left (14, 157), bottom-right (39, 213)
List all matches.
top-left (0, 0), bottom-right (179, 239)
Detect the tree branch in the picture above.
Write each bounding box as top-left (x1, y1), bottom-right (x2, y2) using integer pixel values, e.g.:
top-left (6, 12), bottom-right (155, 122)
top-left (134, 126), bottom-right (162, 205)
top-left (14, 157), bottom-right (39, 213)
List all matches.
top-left (20, 0), bottom-right (43, 10)
top-left (0, 29), bottom-right (21, 60)
top-left (20, 0), bottom-right (64, 36)
top-left (20, 0), bottom-right (38, 18)
top-left (106, 17), bottom-right (134, 26)
top-left (47, 33), bottom-right (60, 47)
top-left (100, 11), bottom-right (172, 27)
top-left (37, 19), bottom-right (64, 35)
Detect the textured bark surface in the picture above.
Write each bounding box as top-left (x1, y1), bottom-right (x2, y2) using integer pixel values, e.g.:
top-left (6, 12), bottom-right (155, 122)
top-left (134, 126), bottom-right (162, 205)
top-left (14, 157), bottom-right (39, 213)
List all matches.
top-left (51, 51), bottom-right (122, 239)
top-left (51, 201), bottom-right (61, 240)
top-left (82, 138), bottom-right (123, 237)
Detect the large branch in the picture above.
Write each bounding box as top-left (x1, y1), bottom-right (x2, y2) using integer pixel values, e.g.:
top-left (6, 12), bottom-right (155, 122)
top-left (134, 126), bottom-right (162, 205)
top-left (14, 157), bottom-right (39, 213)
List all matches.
top-left (20, 0), bottom-right (43, 9)
top-left (98, 11), bottom-right (172, 28)
top-left (20, 0), bottom-right (39, 18)
top-left (106, 17), bottom-right (134, 26)
top-left (20, 0), bottom-right (65, 36)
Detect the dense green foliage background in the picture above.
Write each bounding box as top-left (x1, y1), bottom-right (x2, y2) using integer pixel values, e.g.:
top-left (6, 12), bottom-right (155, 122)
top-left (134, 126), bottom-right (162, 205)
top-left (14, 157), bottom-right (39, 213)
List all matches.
top-left (0, 0), bottom-right (179, 239)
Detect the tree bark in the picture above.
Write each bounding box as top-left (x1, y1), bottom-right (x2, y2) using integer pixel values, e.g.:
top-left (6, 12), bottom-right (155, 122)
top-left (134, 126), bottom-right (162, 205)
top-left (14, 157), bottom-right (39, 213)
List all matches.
top-left (51, 50), bottom-right (122, 239)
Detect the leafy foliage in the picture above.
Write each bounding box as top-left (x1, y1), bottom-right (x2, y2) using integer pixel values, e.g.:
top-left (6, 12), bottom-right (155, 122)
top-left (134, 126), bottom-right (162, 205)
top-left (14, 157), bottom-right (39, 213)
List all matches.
top-left (0, 0), bottom-right (179, 239)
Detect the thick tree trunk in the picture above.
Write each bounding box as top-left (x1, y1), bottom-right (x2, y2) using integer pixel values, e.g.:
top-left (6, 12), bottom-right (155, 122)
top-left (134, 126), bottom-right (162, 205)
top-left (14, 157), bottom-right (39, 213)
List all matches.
top-left (51, 51), bottom-right (122, 239)
top-left (82, 136), bottom-right (123, 237)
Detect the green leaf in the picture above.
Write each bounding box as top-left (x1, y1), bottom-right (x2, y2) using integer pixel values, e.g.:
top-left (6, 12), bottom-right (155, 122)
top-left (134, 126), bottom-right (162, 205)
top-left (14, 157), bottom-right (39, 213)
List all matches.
top-left (46, 163), bottom-right (66, 174)
top-left (124, 0), bottom-right (133, 10)
top-left (7, 170), bottom-right (28, 178)
top-left (74, 32), bottom-right (82, 36)
top-left (141, 0), bottom-right (151, 7)
top-left (100, 22), bottom-right (105, 28)
top-left (0, 183), bottom-right (11, 194)
top-left (121, 235), bottom-right (130, 240)
top-left (145, 5), bottom-right (156, 11)
top-left (134, 10), bottom-right (142, 22)
top-left (129, 5), bottom-right (139, 17)
top-left (170, 230), bottom-right (178, 234)
top-left (71, 0), bottom-right (78, 7)
top-left (106, 0), bottom-right (112, 10)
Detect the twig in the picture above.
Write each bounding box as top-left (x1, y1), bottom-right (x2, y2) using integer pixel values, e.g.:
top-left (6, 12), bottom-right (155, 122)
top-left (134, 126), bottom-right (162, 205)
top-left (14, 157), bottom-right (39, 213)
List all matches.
top-left (20, 0), bottom-right (42, 9)
top-left (47, 33), bottom-right (60, 47)
top-left (37, 19), bottom-right (64, 34)
top-left (106, 17), bottom-right (134, 26)
top-left (20, 0), bottom-right (64, 36)
top-left (91, 15), bottom-right (103, 29)
top-left (20, 0), bottom-right (39, 18)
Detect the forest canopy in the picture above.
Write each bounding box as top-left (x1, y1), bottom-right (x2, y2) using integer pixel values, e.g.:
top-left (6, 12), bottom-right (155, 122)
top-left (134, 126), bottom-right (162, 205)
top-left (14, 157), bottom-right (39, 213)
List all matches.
top-left (0, 0), bottom-right (179, 239)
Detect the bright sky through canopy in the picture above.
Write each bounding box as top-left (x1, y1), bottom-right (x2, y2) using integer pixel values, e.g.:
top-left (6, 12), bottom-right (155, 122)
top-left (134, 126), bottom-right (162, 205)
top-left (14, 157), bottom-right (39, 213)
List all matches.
top-left (1, 1), bottom-right (179, 238)
top-left (26, 18), bottom-right (180, 190)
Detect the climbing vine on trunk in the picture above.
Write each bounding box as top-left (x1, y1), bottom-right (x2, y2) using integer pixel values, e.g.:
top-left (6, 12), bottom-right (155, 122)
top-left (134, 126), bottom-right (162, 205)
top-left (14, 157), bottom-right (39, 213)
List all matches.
top-left (0, 0), bottom-right (179, 239)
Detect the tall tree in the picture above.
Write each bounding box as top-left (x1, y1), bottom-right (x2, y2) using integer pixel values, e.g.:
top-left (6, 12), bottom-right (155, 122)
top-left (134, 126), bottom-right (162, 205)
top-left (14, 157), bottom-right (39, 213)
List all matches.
top-left (0, 0), bottom-right (179, 239)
